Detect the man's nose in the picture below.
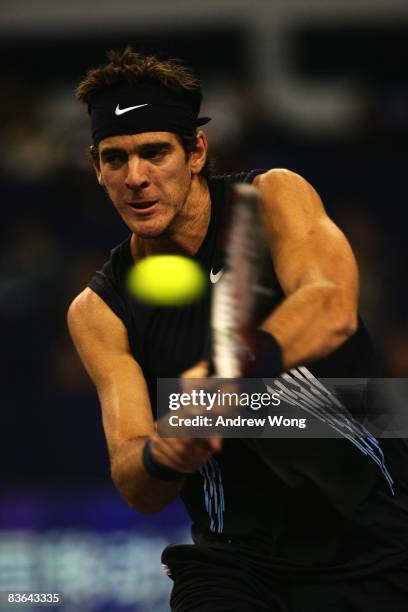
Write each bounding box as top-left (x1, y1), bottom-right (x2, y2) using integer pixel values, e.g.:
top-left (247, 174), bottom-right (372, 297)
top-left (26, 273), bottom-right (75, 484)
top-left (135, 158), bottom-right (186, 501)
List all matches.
top-left (125, 158), bottom-right (150, 190)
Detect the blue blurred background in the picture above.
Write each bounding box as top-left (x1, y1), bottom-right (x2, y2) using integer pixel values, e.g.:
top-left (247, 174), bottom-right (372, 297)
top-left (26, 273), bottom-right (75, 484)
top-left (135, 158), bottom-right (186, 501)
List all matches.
top-left (1, 1), bottom-right (407, 610)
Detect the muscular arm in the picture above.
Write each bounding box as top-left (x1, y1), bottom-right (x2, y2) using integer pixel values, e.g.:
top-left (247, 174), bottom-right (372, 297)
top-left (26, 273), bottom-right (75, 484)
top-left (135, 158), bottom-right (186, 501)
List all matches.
top-left (253, 169), bottom-right (358, 370)
top-left (68, 289), bottom-right (183, 513)
top-left (67, 289), bottom-right (211, 514)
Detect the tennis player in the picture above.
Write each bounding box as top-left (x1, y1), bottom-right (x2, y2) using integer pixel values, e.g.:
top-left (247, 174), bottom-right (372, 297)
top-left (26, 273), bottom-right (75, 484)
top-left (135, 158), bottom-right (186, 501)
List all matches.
top-left (68, 48), bottom-right (408, 610)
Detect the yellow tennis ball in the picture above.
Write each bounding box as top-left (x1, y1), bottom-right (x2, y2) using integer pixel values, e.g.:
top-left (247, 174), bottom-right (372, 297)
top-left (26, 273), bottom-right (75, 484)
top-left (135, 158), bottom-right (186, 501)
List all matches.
top-left (127, 255), bottom-right (206, 306)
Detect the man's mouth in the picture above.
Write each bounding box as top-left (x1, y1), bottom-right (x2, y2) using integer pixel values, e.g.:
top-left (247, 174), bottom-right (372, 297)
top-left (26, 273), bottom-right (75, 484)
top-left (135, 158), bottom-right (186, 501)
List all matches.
top-left (128, 200), bottom-right (158, 211)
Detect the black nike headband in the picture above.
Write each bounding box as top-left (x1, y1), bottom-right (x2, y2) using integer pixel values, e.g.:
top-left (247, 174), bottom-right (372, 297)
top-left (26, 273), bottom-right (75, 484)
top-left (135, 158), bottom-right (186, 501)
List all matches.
top-left (88, 82), bottom-right (211, 146)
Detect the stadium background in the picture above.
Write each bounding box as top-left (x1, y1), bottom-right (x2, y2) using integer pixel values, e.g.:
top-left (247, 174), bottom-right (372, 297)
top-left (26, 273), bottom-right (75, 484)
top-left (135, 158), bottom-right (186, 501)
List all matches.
top-left (1, 1), bottom-right (407, 610)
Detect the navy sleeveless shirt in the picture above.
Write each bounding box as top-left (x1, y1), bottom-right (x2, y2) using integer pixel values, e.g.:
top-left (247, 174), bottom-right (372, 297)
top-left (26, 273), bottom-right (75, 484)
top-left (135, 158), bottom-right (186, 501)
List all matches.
top-left (88, 171), bottom-right (408, 578)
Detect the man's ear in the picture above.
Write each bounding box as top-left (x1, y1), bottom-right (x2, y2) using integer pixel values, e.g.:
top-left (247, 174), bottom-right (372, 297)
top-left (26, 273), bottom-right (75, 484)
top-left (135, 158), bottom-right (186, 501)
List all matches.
top-left (190, 130), bottom-right (208, 175)
top-left (90, 145), bottom-right (105, 187)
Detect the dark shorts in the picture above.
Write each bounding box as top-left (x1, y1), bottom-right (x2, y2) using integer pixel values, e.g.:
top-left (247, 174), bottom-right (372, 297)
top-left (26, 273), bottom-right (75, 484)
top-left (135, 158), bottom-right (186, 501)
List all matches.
top-left (162, 543), bottom-right (408, 612)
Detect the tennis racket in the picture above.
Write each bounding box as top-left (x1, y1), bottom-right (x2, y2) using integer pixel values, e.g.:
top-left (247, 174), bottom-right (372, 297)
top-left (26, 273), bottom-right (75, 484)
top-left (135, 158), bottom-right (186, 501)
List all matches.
top-left (211, 183), bottom-right (277, 377)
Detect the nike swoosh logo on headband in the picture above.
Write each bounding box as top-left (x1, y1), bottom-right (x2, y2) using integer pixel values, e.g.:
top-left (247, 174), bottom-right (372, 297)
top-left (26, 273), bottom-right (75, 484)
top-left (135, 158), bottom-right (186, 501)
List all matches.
top-left (115, 103), bottom-right (148, 116)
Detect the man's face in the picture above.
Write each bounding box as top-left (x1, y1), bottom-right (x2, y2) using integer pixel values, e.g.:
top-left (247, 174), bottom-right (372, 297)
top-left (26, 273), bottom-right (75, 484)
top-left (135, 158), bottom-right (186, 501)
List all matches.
top-left (95, 131), bottom-right (204, 239)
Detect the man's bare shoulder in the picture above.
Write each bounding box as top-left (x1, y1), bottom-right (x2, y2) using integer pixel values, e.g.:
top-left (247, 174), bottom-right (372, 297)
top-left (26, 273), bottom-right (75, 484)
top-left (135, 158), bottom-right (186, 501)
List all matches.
top-left (252, 168), bottom-right (316, 193)
top-left (252, 167), bottom-right (326, 222)
top-left (252, 168), bottom-right (309, 187)
top-left (68, 287), bottom-right (110, 320)
top-left (67, 287), bottom-right (128, 352)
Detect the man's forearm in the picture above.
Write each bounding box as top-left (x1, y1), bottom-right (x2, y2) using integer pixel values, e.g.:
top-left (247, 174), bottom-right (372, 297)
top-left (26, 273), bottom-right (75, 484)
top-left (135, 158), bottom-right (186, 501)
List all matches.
top-left (261, 283), bottom-right (357, 371)
top-left (111, 437), bottom-right (185, 515)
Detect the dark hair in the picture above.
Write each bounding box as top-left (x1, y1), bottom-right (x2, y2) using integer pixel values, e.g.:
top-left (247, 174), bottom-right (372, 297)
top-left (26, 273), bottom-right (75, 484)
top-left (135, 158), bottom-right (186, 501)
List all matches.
top-left (77, 47), bottom-right (213, 177)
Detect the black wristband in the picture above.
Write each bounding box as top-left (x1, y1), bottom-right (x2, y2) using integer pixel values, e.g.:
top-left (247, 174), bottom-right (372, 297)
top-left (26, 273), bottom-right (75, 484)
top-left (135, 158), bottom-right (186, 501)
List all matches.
top-left (142, 438), bottom-right (186, 482)
top-left (247, 330), bottom-right (283, 378)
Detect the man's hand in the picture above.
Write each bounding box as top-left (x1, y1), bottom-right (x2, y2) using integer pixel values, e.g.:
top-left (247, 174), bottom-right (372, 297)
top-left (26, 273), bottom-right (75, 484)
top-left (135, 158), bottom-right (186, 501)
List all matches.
top-left (149, 359), bottom-right (222, 473)
top-left (180, 360), bottom-right (210, 379)
top-left (149, 431), bottom-right (221, 473)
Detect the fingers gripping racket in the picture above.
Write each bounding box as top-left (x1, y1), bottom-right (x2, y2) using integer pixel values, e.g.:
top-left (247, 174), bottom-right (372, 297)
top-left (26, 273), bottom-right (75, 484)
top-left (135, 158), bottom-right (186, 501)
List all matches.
top-left (212, 183), bottom-right (274, 377)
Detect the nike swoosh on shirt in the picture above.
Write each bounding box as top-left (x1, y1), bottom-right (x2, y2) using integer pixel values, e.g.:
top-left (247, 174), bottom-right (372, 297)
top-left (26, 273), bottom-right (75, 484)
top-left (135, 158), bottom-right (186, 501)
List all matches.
top-left (115, 103), bottom-right (148, 116)
top-left (210, 268), bottom-right (224, 284)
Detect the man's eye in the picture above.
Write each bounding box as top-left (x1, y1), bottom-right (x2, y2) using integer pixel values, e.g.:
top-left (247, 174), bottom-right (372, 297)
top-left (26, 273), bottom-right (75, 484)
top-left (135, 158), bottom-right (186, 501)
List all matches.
top-left (104, 154), bottom-right (126, 166)
top-left (144, 149), bottom-right (167, 160)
